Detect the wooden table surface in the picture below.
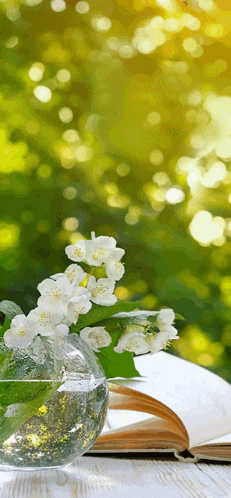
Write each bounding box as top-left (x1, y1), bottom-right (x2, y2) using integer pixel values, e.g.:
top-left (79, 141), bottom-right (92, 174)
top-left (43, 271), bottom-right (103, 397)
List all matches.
top-left (0, 454), bottom-right (231, 498)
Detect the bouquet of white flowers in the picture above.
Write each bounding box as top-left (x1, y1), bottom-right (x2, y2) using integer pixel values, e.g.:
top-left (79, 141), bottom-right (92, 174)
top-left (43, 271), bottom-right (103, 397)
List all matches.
top-left (1, 232), bottom-right (182, 379)
top-left (0, 231), bottom-right (183, 469)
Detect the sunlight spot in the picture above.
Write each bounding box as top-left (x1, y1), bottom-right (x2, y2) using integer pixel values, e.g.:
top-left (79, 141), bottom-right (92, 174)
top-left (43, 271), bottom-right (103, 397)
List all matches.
top-left (75, 1), bottom-right (89, 13)
top-left (91, 16), bottom-right (112, 32)
top-left (56, 69), bottom-right (71, 83)
top-left (29, 63), bottom-right (44, 82)
top-left (33, 85), bottom-right (52, 103)
top-left (50, 0), bottom-right (66, 11)
top-left (189, 211), bottom-right (225, 246)
top-left (166, 188), bottom-right (185, 204)
top-left (59, 107), bottom-right (73, 123)
top-left (149, 150), bottom-right (163, 165)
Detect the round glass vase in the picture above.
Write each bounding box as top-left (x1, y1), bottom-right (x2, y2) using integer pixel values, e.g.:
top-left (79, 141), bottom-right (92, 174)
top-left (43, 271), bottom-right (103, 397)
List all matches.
top-left (0, 333), bottom-right (108, 471)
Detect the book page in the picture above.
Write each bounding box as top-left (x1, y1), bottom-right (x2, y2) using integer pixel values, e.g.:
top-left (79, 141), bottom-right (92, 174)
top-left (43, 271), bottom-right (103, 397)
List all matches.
top-left (108, 352), bottom-right (231, 448)
top-left (196, 433), bottom-right (231, 446)
top-left (102, 409), bottom-right (154, 434)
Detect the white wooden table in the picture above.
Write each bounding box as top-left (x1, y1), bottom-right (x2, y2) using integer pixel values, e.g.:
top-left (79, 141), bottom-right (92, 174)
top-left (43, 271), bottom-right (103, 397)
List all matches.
top-left (0, 454), bottom-right (231, 498)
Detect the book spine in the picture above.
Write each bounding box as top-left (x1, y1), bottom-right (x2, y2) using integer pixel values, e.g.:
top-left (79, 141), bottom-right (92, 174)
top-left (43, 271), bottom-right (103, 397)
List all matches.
top-left (174, 450), bottom-right (200, 463)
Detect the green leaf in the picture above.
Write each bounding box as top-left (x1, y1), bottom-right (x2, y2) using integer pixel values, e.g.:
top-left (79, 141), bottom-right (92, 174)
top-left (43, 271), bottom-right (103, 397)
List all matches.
top-left (0, 380), bottom-right (52, 405)
top-left (97, 310), bottom-right (158, 330)
top-left (0, 317), bottom-right (11, 337)
top-left (95, 333), bottom-right (141, 379)
top-left (70, 301), bottom-right (142, 333)
top-left (0, 381), bottom-right (61, 445)
top-left (0, 301), bottom-right (23, 323)
top-left (175, 313), bottom-right (185, 321)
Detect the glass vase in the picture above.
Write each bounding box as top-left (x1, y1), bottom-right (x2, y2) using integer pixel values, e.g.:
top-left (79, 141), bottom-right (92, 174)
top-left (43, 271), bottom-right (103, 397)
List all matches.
top-left (0, 333), bottom-right (108, 470)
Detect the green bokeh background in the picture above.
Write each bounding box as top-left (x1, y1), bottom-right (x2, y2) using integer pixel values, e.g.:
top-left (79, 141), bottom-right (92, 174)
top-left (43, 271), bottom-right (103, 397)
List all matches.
top-left (1, 0), bottom-right (231, 380)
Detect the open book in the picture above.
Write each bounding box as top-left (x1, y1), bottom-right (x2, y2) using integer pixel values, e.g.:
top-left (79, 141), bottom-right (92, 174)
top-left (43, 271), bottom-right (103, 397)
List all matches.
top-left (88, 352), bottom-right (231, 462)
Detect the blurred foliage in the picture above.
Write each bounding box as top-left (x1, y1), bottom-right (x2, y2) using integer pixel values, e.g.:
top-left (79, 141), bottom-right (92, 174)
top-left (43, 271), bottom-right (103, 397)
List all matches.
top-left (1, 0), bottom-right (231, 380)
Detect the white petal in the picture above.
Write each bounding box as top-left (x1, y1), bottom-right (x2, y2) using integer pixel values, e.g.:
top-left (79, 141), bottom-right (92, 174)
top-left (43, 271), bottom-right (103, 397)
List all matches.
top-left (4, 324), bottom-right (38, 349)
top-left (85, 236), bottom-right (117, 266)
top-left (91, 277), bottom-right (115, 296)
top-left (87, 275), bottom-right (96, 293)
top-left (71, 286), bottom-right (91, 300)
top-left (106, 260), bottom-right (125, 281)
top-left (38, 279), bottom-right (56, 295)
top-left (160, 325), bottom-right (178, 337)
top-left (55, 276), bottom-right (72, 293)
top-left (106, 248), bottom-right (125, 262)
top-left (37, 295), bottom-right (69, 315)
top-left (50, 273), bottom-right (65, 281)
top-left (65, 240), bottom-right (86, 262)
top-left (38, 326), bottom-right (56, 337)
top-left (55, 324), bottom-right (69, 336)
top-left (27, 308), bottom-right (54, 334)
top-left (52, 313), bottom-right (64, 324)
top-left (80, 326), bottom-right (111, 352)
top-left (91, 294), bottom-right (117, 306)
top-left (146, 327), bottom-right (179, 355)
top-left (157, 308), bottom-right (175, 327)
top-left (91, 234), bottom-right (116, 249)
top-left (64, 264), bottom-right (87, 284)
top-left (68, 297), bottom-right (92, 324)
top-left (10, 314), bottom-right (26, 328)
top-left (114, 332), bottom-right (149, 355)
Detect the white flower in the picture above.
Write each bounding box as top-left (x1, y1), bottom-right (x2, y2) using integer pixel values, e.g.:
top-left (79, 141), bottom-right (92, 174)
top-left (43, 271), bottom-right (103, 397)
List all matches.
top-left (4, 314), bottom-right (39, 349)
top-left (146, 326), bottom-right (179, 355)
top-left (27, 308), bottom-right (63, 336)
top-left (65, 239), bottom-right (86, 263)
top-left (105, 248), bottom-right (125, 281)
top-left (68, 296), bottom-right (92, 324)
top-left (51, 264), bottom-right (87, 287)
top-left (114, 331), bottom-right (150, 355)
top-left (125, 324), bottom-right (146, 334)
top-left (65, 264), bottom-right (87, 285)
top-left (80, 326), bottom-right (112, 352)
top-left (37, 277), bottom-right (71, 315)
top-left (156, 308), bottom-right (175, 327)
top-left (87, 276), bottom-right (117, 306)
top-left (84, 232), bottom-right (117, 266)
top-left (71, 286), bottom-right (91, 300)
top-left (54, 324), bottom-right (69, 336)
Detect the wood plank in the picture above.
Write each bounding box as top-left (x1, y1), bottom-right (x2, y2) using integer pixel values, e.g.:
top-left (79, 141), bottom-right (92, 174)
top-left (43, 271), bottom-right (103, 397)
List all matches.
top-left (0, 456), bottom-right (230, 498)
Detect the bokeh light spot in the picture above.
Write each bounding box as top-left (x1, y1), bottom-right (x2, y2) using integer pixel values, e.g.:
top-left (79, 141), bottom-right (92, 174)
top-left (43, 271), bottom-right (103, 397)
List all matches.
top-left (166, 188), bottom-right (185, 204)
top-left (50, 0), bottom-right (66, 12)
top-left (62, 129), bottom-right (80, 143)
top-left (149, 150), bottom-right (163, 165)
top-left (59, 107), bottom-right (73, 123)
top-left (91, 16), bottom-right (112, 32)
top-left (33, 85), bottom-right (52, 103)
top-left (62, 217), bottom-right (79, 231)
top-left (0, 222), bottom-right (20, 251)
top-left (146, 111), bottom-right (161, 125)
top-left (63, 187), bottom-right (77, 200)
top-left (75, 1), bottom-right (89, 13)
top-left (56, 69), bottom-right (71, 83)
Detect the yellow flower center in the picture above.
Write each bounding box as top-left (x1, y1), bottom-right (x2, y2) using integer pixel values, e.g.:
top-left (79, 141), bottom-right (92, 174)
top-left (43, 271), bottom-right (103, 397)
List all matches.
top-left (114, 261), bottom-right (123, 271)
top-left (50, 290), bottom-right (61, 302)
top-left (18, 327), bottom-right (27, 337)
top-left (66, 268), bottom-right (77, 282)
top-left (38, 312), bottom-right (50, 325)
top-left (90, 331), bottom-right (105, 345)
top-left (74, 248), bottom-right (83, 258)
top-left (92, 284), bottom-right (107, 297)
top-left (91, 247), bottom-right (107, 261)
